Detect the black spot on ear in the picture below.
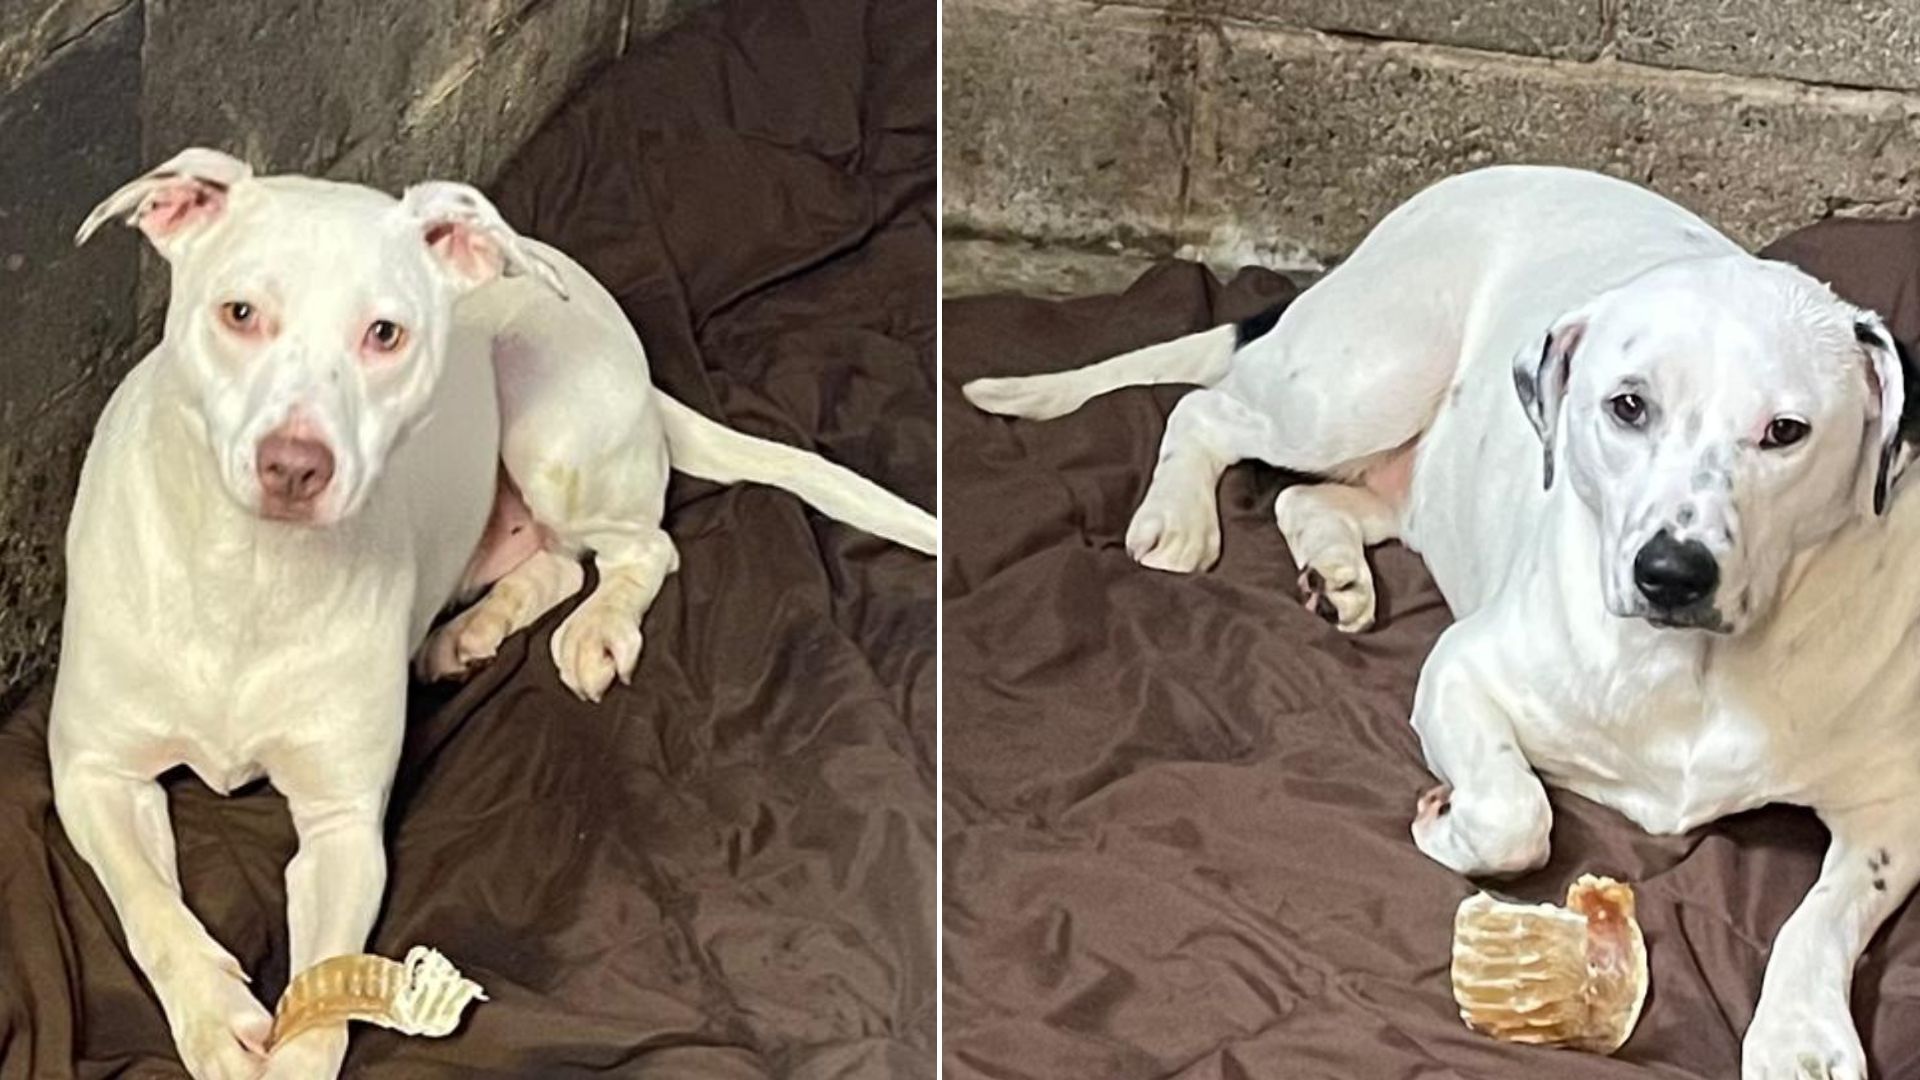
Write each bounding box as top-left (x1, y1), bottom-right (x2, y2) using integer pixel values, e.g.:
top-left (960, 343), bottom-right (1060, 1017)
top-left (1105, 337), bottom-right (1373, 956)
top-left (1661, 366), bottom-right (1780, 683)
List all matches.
top-left (1895, 334), bottom-right (1920, 459)
top-left (1876, 878), bottom-right (1888, 892)
top-left (1513, 365), bottom-right (1539, 411)
top-left (1861, 319), bottom-right (1920, 515)
top-left (1234, 302), bottom-right (1287, 348)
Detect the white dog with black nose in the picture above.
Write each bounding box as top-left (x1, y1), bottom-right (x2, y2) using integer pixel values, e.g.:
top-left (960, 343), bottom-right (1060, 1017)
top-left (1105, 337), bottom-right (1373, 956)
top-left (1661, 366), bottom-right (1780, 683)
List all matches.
top-left (966, 165), bottom-right (1920, 1079)
top-left (53, 148), bottom-right (935, 1080)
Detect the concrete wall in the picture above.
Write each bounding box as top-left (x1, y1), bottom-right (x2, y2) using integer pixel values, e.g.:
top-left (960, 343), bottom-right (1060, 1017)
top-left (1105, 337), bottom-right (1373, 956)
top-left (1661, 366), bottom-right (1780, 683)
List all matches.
top-left (0, 0), bottom-right (674, 698)
top-left (944, 0), bottom-right (1920, 270)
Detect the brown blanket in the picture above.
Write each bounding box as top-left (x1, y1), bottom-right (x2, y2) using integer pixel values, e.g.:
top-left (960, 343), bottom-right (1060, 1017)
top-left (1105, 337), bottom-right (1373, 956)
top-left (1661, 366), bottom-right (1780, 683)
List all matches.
top-left (0, 0), bottom-right (935, 1076)
top-left (943, 224), bottom-right (1920, 1079)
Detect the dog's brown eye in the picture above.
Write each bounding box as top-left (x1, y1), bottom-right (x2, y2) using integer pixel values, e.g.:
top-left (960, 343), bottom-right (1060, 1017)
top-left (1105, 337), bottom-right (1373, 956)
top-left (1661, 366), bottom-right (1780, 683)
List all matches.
top-left (1609, 393), bottom-right (1646, 426)
top-left (220, 301), bottom-right (255, 330)
top-left (365, 320), bottom-right (406, 354)
top-left (1762, 417), bottom-right (1810, 449)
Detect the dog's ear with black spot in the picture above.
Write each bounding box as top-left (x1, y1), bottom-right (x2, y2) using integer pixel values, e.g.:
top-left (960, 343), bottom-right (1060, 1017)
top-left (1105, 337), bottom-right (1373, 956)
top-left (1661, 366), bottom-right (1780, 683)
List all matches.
top-left (1854, 311), bottom-right (1919, 516)
top-left (400, 182), bottom-right (567, 300)
top-left (74, 147), bottom-right (252, 258)
top-left (1514, 309), bottom-right (1586, 490)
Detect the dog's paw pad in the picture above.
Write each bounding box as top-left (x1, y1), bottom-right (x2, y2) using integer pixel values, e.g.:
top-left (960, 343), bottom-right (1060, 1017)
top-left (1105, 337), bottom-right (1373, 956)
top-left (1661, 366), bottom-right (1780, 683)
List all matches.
top-left (1297, 562), bottom-right (1375, 632)
top-left (1416, 784), bottom-right (1453, 824)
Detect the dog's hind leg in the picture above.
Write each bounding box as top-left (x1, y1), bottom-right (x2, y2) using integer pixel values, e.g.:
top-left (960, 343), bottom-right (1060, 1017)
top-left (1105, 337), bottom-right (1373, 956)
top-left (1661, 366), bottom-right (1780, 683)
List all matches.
top-left (548, 526), bottom-right (679, 702)
top-left (485, 281), bottom-right (683, 701)
top-left (505, 393), bottom-right (679, 703)
top-left (1118, 245), bottom-right (1461, 577)
top-left (1126, 387), bottom-right (1270, 572)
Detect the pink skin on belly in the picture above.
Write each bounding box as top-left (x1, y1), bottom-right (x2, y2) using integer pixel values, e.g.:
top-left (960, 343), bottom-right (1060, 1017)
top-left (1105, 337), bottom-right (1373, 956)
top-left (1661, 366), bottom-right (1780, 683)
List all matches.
top-left (459, 469), bottom-right (546, 593)
top-left (1364, 442), bottom-right (1418, 506)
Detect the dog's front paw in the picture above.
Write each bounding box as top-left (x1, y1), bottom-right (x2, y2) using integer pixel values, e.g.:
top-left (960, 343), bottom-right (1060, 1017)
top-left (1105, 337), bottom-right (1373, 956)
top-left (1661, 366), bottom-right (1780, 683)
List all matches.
top-left (1125, 499), bottom-right (1220, 573)
top-left (1410, 783), bottom-right (1550, 878)
top-left (260, 1024), bottom-right (348, 1080)
top-left (1743, 997), bottom-right (1866, 1080)
top-left (551, 598), bottom-right (643, 702)
top-left (157, 957), bottom-right (272, 1080)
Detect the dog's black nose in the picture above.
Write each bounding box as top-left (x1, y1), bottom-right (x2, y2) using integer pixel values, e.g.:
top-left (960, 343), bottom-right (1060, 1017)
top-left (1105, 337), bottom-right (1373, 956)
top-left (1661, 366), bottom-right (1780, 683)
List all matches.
top-left (1633, 531), bottom-right (1719, 610)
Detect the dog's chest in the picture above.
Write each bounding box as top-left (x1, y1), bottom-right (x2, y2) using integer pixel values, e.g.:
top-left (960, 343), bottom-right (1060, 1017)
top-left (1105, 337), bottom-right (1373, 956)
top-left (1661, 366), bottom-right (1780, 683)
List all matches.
top-left (168, 731), bottom-right (267, 796)
top-left (1514, 663), bottom-right (1777, 834)
top-left (113, 529), bottom-right (407, 781)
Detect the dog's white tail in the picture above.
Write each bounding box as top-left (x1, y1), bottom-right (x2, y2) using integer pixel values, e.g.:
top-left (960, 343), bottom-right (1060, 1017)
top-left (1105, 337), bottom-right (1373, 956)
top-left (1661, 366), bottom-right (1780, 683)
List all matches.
top-left (658, 395), bottom-right (937, 554)
top-left (962, 322), bottom-right (1244, 420)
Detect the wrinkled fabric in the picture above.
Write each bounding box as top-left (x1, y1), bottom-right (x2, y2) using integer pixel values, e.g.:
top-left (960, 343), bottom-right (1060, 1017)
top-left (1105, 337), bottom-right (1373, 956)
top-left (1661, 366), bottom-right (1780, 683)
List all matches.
top-left (0, 0), bottom-right (934, 1075)
top-left (943, 225), bottom-right (1920, 1079)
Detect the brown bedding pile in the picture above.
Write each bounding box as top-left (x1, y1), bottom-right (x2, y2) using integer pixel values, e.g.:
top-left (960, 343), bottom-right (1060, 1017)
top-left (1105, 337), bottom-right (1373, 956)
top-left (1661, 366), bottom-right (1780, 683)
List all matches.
top-left (943, 222), bottom-right (1920, 1079)
top-left (0, 0), bottom-right (935, 1076)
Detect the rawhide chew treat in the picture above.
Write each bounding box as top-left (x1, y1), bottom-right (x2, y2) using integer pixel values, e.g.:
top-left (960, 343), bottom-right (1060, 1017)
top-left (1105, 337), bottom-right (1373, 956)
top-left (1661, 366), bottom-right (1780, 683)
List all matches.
top-left (268, 946), bottom-right (486, 1051)
top-left (1450, 874), bottom-right (1648, 1053)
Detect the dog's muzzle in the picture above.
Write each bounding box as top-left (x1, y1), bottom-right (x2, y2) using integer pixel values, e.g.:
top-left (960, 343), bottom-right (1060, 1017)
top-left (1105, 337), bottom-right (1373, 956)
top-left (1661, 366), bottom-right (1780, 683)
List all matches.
top-left (1632, 529), bottom-right (1721, 627)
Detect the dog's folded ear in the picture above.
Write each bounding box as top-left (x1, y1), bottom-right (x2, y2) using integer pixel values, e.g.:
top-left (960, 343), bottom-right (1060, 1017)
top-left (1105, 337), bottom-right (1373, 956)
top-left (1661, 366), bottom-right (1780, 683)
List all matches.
top-left (74, 147), bottom-right (252, 256)
top-left (1514, 309), bottom-right (1586, 490)
top-left (1853, 311), bottom-right (1918, 516)
top-left (399, 182), bottom-right (568, 300)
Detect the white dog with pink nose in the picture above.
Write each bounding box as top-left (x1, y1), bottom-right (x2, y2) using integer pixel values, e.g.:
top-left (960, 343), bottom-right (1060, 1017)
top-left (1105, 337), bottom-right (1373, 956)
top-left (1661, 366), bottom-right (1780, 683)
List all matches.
top-left (51, 148), bottom-right (934, 1079)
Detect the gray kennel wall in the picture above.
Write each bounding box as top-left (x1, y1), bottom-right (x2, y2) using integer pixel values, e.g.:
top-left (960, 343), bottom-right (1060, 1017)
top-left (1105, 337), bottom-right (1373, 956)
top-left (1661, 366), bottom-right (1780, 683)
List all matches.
top-left (944, 0), bottom-right (1920, 267)
top-left (0, 0), bottom-right (705, 698)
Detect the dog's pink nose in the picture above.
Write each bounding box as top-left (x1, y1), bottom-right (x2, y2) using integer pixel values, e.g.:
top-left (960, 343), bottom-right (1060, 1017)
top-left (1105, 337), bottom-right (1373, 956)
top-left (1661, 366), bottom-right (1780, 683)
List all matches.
top-left (256, 434), bottom-right (336, 505)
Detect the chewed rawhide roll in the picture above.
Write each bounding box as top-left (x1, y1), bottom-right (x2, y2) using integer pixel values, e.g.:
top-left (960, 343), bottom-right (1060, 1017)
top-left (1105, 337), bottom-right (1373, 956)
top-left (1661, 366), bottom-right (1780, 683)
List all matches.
top-left (1450, 875), bottom-right (1648, 1053)
top-left (267, 947), bottom-right (487, 1051)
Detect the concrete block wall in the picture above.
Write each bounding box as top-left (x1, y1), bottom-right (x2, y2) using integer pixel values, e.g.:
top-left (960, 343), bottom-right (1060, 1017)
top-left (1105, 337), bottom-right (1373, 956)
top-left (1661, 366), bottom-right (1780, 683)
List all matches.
top-left (944, 0), bottom-right (1920, 270)
top-left (0, 0), bottom-right (690, 699)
